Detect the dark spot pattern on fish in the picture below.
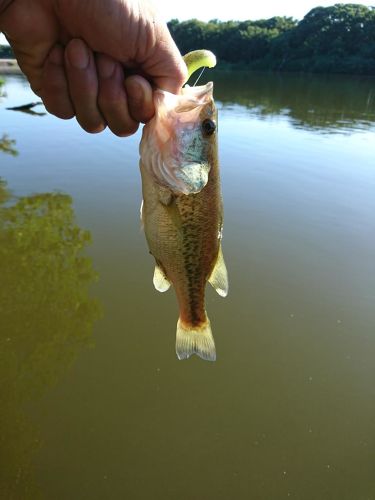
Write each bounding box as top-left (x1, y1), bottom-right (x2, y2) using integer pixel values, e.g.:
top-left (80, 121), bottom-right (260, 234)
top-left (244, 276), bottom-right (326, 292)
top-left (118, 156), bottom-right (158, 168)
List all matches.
top-left (177, 195), bottom-right (209, 326)
top-left (139, 83), bottom-right (223, 356)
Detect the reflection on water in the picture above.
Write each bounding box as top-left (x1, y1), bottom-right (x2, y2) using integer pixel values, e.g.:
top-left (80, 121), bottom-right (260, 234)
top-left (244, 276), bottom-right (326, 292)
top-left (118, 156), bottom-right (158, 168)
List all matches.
top-left (0, 78), bottom-right (17, 156)
top-left (210, 70), bottom-right (375, 133)
top-left (6, 101), bottom-right (46, 117)
top-left (0, 180), bottom-right (101, 498)
top-left (0, 72), bottom-right (374, 500)
top-left (0, 133), bottom-right (17, 156)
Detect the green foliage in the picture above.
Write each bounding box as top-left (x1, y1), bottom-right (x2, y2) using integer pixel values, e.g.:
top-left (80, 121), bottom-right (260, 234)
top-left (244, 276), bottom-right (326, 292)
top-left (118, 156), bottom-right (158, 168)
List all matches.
top-left (0, 44), bottom-right (14, 59)
top-left (0, 181), bottom-right (101, 497)
top-left (168, 4), bottom-right (375, 75)
top-left (0, 133), bottom-right (18, 155)
top-left (0, 80), bottom-right (19, 156)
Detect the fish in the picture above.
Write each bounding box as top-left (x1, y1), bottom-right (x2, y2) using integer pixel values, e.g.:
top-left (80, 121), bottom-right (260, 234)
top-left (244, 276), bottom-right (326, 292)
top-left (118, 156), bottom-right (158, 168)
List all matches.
top-left (139, 81), bottom-right (228, 361)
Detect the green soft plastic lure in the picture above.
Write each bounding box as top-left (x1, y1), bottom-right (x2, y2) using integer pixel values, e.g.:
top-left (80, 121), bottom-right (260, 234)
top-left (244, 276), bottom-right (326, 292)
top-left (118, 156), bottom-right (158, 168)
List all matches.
top-left (182, 50), bottom-right (217, 84)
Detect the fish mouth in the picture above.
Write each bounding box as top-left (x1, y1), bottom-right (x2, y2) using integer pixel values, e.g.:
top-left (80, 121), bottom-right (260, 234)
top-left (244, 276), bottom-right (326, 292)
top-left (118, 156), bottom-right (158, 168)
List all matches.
top-left (178, 82), bottom-right (214, 111)
top-left (140, 82), bottom-right (215, 195)
top-left (182, 81), bottom-right (213, 96)
top-left (155, 82), bottom-right (214, 115)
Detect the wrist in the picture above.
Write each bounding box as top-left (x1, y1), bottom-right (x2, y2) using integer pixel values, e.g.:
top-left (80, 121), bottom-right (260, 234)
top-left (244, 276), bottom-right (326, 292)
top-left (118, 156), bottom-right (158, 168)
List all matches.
top-left (0, 0), bottom-right (14, 16)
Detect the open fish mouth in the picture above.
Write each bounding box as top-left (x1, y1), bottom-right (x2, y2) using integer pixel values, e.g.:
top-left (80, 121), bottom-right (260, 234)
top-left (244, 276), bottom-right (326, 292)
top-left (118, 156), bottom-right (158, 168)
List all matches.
top-left (140, 82), bottom-right (215, 195)
top-left (175, 81), bottom-right (214, 112)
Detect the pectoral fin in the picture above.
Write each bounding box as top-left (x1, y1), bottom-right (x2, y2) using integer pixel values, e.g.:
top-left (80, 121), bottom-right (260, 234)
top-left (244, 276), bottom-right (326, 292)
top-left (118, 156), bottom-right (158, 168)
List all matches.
top-left (140, 200), bottom-right (144, 229)
top-left (158, 187), bottom-right (173, 206)
top-left (208, 246), bottom-right (228, 297)
top-left (153, 263), bottom-right (171, 292)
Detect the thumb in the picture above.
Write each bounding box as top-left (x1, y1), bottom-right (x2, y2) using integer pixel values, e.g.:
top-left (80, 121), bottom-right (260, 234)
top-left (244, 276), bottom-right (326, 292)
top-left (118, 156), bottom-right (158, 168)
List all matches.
top-left (139, 20), bottom-right (188, 94)
top-left (145, 24), bottom-right (187, 94)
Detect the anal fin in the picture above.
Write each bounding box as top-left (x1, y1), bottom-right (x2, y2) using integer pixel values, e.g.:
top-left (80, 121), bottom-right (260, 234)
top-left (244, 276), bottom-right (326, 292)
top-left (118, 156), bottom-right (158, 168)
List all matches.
top-left (208, 246), bottom-right (228, 297)
top-left (153, 263), bottom-right (171, 292)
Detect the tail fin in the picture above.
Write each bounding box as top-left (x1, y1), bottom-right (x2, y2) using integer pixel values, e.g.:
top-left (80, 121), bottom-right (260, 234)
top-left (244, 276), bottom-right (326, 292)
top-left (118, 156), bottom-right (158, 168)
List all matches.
top-left (176, 318), bottom-right (216, 361)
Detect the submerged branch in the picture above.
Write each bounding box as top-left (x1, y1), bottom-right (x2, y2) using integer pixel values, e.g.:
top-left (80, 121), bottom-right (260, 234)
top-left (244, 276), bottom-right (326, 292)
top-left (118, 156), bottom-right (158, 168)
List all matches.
top-left (6, 101), bottom-right (46, 116)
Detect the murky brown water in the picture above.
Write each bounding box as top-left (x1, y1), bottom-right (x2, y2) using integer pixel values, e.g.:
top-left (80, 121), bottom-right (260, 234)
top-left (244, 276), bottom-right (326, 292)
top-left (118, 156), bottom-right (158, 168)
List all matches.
top-left (1, 71), bottom-right (375, 499)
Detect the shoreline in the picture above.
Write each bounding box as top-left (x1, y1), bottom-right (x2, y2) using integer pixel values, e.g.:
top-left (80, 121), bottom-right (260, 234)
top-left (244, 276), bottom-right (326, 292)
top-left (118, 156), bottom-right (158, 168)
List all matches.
top-left (1, 58), bottom-right (374, 79)
top-left (0, 59), bottom-right (22, 74)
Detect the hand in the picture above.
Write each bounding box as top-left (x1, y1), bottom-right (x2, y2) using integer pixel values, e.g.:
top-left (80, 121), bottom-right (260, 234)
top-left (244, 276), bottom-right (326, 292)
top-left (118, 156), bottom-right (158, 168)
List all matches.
top-left (0, 0), bottom-right (187, 136)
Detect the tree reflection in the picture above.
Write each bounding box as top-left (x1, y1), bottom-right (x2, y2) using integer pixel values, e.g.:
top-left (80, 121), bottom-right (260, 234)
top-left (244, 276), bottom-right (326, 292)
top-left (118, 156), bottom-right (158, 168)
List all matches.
top-left (0, 180), bottom-right (101, 498)
top-left (0, 78), bottom-right (18, 155)
top-left (210, 70), bottom-right (375, 133)
top-left (0, 133), bottom-right (18, 155)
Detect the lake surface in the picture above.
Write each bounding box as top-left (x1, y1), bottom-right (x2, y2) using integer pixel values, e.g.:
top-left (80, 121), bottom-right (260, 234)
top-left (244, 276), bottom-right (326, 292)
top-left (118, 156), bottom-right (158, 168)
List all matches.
top-left (1, 71), bottom-right (374, 499)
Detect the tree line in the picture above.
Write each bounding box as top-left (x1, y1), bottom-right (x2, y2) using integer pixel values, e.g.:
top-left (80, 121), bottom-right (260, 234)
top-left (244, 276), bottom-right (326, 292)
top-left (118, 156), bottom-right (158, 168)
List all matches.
top-left (1, 5), bottom-right (375, 74)
top-left (168, 4), bottom-right (375, 75)
top-left (0, 44), bottom-right (13, 58)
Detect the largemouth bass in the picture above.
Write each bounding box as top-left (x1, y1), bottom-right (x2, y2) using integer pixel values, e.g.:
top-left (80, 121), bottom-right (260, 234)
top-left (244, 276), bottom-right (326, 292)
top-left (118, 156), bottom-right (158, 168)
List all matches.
top-left (139, 82), bottom-right (228, 361)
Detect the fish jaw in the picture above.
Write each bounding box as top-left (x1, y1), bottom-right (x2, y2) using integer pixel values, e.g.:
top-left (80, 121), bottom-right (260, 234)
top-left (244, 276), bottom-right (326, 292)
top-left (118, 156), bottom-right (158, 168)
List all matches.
top-left (139, 82), bottom-right (216, 195)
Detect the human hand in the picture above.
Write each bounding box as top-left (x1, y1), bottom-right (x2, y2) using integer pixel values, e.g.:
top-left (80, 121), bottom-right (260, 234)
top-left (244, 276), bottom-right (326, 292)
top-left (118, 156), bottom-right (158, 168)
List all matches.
top-left (0, 0), bottom-right (187, 136)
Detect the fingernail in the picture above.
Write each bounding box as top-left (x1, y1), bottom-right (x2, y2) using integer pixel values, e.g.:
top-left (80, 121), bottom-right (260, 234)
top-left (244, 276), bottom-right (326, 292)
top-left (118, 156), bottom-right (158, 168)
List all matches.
top-left (97, 56), bottom-right (116, 79)
top-left (67, 39), bottom-right (90, 70)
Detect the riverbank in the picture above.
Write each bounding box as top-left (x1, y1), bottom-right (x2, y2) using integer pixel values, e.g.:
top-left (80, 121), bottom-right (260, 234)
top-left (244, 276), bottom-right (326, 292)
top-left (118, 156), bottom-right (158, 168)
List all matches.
top-left (0, 59), bottom-right (21, 74)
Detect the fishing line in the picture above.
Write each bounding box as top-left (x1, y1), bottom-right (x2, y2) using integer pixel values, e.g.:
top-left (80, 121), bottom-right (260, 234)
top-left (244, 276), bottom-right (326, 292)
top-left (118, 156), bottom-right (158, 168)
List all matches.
top-left (193, 67), bottom-right (206, 86)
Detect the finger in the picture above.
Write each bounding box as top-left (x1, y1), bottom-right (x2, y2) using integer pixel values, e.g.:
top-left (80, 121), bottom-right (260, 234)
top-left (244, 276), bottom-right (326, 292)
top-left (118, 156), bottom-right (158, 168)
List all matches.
top-left (124, 75), bottom-right (154, 124)
top-left (141, 23), bottom-right (188, 94)
top-left (41, 45), bottom-right (74, 120)
top-left (150, 54), bottom-right (187, 94)
top-left (53, 1), bottom-right (187, 94)
top-left (96, 54), bottom-right (139, 137)
top-left (65, 38), bottom-right (105, 133)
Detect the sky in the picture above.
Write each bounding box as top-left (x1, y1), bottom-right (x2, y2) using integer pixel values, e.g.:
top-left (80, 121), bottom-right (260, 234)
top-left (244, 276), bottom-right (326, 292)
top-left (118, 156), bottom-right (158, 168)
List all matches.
top-left (153, 0), bottom-right (374, 22)
top-left (1, 0), bottom-right (374, 45)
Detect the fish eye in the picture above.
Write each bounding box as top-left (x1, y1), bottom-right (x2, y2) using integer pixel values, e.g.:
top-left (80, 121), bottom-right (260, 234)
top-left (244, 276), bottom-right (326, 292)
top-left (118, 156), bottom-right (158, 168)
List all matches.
top-left (201, 119), bottom-right (216, 136)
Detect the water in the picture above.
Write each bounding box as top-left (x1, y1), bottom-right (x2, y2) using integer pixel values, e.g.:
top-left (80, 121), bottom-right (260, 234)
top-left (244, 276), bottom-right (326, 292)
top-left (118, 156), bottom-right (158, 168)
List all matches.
top-left (1, 71), bottom-right (374, 499)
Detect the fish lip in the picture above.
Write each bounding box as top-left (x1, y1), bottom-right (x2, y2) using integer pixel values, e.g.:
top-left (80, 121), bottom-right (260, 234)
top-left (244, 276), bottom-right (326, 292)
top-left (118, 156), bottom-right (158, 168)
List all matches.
top-left (181, 81), bottom-right (214, 97)
top-left (180, 82), bottom-right (214, 108)
top-left (155, 81), bottom-right (213, 97)
top-left (154, 82), bottom-right (214, 113)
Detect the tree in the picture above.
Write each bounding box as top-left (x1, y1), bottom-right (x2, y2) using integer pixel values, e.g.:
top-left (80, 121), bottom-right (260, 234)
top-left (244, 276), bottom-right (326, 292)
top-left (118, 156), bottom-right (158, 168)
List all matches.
top-left (0, 44), bottom-right (14, 59)
top-left (167, 6), bottom-right (375, 75)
